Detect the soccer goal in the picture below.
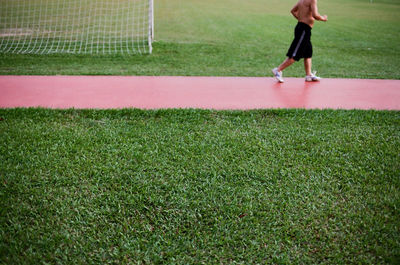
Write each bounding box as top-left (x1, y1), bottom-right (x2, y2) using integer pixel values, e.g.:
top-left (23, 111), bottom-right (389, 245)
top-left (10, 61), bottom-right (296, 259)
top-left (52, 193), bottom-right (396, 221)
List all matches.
top-left (0, 0), bottom-right (154, 54)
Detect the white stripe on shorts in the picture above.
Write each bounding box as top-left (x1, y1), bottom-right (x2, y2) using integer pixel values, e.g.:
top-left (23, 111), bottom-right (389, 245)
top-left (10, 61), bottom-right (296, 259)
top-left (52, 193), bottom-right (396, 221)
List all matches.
top-left (293, 30), bottom-right (306, 58)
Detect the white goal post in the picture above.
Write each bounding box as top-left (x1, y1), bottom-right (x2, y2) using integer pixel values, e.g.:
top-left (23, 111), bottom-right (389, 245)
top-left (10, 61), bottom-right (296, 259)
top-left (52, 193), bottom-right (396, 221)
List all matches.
top-left (0, 0), bottom-right (154, 54)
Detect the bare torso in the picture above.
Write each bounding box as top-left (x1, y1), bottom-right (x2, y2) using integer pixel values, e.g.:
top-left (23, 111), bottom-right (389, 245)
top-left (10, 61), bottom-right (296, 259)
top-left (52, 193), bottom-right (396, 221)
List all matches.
top-left (291, 0), bottom-right (327, 28)
top-left (296, 0), bottom-right (315, 27)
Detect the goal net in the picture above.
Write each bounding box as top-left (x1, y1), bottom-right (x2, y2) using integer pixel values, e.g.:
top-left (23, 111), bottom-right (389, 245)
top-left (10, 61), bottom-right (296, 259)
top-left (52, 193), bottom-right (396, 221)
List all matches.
top-left (0, 0), bottom-right (154, 54)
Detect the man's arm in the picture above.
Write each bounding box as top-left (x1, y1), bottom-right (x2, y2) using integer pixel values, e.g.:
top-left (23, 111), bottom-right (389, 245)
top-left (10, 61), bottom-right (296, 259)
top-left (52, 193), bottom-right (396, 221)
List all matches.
top-left (311, 0), bottom-right (328, 21)
top-left (291, 3), bottom-right (299, 19)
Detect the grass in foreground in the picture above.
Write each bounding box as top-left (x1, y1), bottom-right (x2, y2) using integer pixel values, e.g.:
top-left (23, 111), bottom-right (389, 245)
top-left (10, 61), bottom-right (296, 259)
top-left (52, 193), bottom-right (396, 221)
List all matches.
top-left (1, 0), bottom-right (400, 78)
top-left (1, 108), bottom-right (399, 264)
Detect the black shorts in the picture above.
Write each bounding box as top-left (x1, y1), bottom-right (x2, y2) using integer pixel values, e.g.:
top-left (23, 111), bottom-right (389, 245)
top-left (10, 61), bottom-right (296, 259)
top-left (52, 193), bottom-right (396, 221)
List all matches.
top-left (286, 22), bottom-right (312, 61)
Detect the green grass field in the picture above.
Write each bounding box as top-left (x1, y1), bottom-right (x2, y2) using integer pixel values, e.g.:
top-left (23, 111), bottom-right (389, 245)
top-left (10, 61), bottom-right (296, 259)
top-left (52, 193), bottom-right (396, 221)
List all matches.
top-left (1, 109), bottom-right (399, 264)
top-left (1, 0), bottom-right (400, 264)
top-left (1, 0), bottom-right (400, 78)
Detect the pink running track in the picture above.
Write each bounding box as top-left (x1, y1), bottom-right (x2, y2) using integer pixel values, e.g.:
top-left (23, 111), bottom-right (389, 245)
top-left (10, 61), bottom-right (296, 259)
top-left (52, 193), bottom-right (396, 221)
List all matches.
top-left (0, 75), bottom-right (399, 110)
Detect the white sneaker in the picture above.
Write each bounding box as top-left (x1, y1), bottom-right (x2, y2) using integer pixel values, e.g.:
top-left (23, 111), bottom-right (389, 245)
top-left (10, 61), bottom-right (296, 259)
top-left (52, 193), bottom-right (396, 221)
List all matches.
top-left (272, 68), bottom-right (284, 83)
top-left (305, 71), bottom-right (321, 82)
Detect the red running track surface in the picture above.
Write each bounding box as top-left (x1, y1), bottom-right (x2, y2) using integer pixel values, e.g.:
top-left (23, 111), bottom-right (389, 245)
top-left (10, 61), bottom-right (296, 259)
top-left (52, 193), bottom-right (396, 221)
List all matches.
top-left (0, 75), bottom-right (399, 110)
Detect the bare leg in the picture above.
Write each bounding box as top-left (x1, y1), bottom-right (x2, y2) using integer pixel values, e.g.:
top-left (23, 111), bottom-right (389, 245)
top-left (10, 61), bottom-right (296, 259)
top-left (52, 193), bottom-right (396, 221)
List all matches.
top-left (304, 58), bottom-right (312, 76)
top-left (278, 58), bottom-right (295, 72)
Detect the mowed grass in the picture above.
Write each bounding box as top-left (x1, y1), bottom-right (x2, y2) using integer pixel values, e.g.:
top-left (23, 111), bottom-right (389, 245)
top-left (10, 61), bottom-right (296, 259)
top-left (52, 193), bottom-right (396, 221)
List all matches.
top-left (1, 0), bottom-right (400, 78)
top-left (1, 108), bottom-right (400, 264)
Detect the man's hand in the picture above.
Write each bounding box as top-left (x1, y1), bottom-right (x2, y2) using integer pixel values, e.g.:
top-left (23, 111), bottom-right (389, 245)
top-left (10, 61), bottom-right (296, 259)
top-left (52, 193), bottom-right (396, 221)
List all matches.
top-left (321, 15), bottom-right (328, 21)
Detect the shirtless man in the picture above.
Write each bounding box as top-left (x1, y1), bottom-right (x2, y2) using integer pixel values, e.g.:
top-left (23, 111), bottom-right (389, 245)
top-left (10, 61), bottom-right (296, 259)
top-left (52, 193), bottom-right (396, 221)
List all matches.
top-left (272, 0), bottom-right (328, 83)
